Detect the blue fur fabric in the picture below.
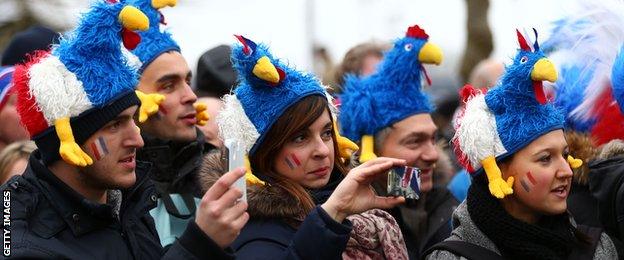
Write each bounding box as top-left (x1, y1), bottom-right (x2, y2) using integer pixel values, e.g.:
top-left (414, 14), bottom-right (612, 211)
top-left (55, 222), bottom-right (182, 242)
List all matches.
top-left (554, 65), bottom-right (595, 132)
top-left (484, 48), bottom-right (564, 157)
top-left (611, 45), bottom-right (624, 114)
top-left (54, 0), bottom-right (137, 107)
top-left (231, 39), bottom-right (326, 153)
top-left (339, 35), bottom-right (433, 142)
top-left (131, 0), bottom-right (180, 70)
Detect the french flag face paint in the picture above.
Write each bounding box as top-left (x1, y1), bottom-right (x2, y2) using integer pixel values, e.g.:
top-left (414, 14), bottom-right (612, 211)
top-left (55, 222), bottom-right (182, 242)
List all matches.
top-left (284, 153), bottom-right (301, 170)
top-left (520, 171), bottom-right (537, 192)
top-left (89, 136), bottom-right (109, 161)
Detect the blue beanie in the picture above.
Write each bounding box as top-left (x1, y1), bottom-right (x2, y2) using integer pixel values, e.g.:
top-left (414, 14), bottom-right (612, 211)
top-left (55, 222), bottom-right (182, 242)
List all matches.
top-left (217, 36), bottom-right (328, 155)
top-left (130, 0), bottom-right (179, 71)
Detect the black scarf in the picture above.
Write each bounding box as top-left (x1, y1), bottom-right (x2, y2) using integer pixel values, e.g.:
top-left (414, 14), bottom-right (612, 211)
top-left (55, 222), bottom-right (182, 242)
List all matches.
top-left (467, 175), bottom-right (578, 259)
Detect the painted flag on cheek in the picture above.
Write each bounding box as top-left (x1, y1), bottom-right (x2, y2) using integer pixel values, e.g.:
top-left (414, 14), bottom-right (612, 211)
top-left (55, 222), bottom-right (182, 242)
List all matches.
top-left (520, 171), bottom-right (537, 192)
top-left (285, 153), bottom-right (301, 170)
top-left (89, 136), bottom-right (109, 161)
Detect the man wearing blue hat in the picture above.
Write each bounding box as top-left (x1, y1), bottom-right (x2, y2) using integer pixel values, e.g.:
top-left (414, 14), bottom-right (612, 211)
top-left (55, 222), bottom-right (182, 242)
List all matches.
top-left (129, 0), bottom-right (226, 248)
top-left (2, 1), bottom-right (245, 259)
top-left (339, 24), bottom-right (458, 258)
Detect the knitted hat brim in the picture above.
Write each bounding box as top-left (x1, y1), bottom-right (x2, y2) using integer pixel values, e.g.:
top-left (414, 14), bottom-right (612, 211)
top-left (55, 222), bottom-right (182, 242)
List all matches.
top-left (34, 90), bottom-right (140, 165)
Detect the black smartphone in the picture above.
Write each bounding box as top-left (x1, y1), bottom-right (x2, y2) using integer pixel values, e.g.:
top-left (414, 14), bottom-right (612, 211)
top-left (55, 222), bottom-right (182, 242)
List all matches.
top-left (387, 165), bottom-right (422, 200)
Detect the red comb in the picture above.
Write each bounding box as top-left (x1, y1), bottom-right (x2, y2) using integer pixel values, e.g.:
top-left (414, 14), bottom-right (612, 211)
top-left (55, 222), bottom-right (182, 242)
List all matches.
top-left (516, 29), bottom-right (531, 51)
top-left (406, 25), bottom-right (429, 39)
top-left (106, 0), bottom-right (118, 3)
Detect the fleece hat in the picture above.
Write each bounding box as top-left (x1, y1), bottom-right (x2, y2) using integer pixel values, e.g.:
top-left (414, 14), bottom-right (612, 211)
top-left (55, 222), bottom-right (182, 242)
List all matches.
top-left (0, 66), bottom-right (14, 111)
top-left (452, 29), bottom-right (567, 199)
top-left (12, 0), bottom-right (149, 166)
top-left (1, 26), bottom-right (60, 66)
top-left (130, 0), bottom-right (179, 71)
top-left (217, 36), bottom-right (329, 156)
top-left (338, 24), bottom-right (443, 163)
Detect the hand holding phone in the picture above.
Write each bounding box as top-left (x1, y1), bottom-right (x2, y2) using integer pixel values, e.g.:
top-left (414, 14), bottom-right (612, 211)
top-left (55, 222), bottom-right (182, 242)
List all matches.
top-left (225, 139), bottom-right (247, 202)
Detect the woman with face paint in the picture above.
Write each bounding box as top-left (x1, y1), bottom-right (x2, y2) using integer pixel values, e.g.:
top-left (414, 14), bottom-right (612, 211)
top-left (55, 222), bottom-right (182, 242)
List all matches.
top-left (200, 36), bottom-right (410, 259)
top-left (424, 30), bottom-right (621, 260)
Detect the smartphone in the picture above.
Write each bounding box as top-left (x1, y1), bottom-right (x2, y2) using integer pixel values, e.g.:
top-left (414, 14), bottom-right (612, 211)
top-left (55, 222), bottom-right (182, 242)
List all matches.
top-left (387, 165), bottom-right (422, 200)
top-left (224, 139), bottom-right (247, 202)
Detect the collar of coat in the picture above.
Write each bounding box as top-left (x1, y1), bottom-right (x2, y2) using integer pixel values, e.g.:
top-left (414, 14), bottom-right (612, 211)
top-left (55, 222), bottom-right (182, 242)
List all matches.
top-left (22, 151), bottom-right (156, 237)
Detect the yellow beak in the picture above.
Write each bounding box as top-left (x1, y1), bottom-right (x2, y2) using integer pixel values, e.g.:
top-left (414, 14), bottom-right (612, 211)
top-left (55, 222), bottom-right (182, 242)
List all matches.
top-left (119, 6), bottom-right (149, 31)
top-left (531, 58), bottom-right (557, 82)
top-left (252, 56), bottom-right (280, 84)
top-left (418, 42), bottom-right (443, 65)
top-left (152, 0), bottom-right (177, 9)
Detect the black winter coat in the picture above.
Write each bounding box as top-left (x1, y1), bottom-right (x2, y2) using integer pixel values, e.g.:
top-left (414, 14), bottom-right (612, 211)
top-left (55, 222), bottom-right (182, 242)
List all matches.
top-left (0, 151), bottom-right (232, 259)
top-left (589, 156), bottom-right (624, 242)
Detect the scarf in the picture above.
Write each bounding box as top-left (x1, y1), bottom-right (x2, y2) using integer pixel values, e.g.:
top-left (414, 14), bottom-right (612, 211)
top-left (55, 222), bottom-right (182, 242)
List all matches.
top-left (343, 209), bottom-right (409, 260)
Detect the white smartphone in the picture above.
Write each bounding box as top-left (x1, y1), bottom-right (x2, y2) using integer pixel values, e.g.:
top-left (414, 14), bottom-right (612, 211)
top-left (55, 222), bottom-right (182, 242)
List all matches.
top-left (225, 139), bottom-right (247, 202)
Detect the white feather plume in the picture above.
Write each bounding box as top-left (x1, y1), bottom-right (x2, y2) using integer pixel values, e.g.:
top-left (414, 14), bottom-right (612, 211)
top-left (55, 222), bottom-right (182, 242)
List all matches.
top-left (454, 94), bottom-right (506, 168)
top-left (217, 94), bottom-right (260, 153)
top-left (28, 55), bottom-right (93, 124)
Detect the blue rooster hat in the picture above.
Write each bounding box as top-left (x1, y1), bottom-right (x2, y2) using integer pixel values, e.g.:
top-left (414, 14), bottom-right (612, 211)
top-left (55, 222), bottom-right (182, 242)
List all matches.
top-left (217, 36), bottom-right (328, 155)
top-left (130, 0), bottom-right (179, 70)
top-left (338, 24), bottom-right (443, 163)
top-left (453, 29), bottom-right (574, 199)
top-left (13, 0), bottom-right (149, 166)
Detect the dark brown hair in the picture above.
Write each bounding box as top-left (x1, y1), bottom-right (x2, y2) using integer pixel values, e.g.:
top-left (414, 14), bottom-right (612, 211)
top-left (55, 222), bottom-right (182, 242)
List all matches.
top-left (250, 95), bottom-right (346, 215)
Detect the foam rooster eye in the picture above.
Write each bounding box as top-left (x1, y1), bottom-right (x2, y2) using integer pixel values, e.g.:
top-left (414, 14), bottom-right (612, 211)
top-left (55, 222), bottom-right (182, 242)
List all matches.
top-left (520, 56), bottom-right (529, 64)
top-left (404, 43), bottom-right (413, 52)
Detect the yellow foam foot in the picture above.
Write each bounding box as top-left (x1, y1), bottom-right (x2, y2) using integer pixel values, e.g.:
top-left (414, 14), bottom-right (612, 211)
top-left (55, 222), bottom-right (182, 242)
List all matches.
top-left (55, 118), bottom-right (93, 166)
top-left (244, 156), bottom-right (265, 186)
top-left (194, 102), bottom-right (210, 126)
top-left (359, 135), bottom-right (377, 163)
top-left (333, 121), bottom-right (358, 160)
top-left (567, 155), bottom-right (583, 169)
top-left (136, 90), bottom-right (164, 123)
top-left (481, 156), bottom-right (513, 199)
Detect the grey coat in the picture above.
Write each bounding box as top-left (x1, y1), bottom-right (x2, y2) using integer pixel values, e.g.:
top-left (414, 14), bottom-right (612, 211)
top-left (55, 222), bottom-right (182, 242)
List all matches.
top-left (426, 202), bottom-right (618, 259)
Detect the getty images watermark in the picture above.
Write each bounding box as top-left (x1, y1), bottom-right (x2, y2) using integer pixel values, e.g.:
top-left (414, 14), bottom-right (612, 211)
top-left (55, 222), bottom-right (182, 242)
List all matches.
top-left (3, 190), bottom-right (10, 257)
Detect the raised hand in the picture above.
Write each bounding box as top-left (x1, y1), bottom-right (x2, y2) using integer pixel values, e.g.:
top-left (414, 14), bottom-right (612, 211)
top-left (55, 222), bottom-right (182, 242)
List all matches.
top-left (195, 167), bottom-right (249, 248)
top-left (321, 157), bottom-right (406, 222)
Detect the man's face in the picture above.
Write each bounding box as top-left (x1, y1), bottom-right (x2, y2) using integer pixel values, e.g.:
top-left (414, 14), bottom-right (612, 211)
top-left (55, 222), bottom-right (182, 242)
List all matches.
top-left (78, 106), bottom-right (144, 190)
top-left (136, 51), bottom-right (198, 142)
top-left (0, 94), bottom-right (29, 144)
top-left (378, 113), bottom-right (439, 193)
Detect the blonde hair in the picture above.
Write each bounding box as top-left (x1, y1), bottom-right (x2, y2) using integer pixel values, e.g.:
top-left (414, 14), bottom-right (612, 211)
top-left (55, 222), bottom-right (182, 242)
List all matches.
top-left (0, 141), bottom-right (36, 183)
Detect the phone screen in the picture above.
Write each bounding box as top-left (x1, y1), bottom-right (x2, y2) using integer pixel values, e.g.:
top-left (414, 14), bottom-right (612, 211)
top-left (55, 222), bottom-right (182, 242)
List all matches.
top-left (387, 165), bottom-right (422, 200)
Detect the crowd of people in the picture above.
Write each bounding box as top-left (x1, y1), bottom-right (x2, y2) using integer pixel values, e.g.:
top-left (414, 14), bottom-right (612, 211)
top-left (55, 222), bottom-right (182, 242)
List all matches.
top-left (1, 0), bottom-right (624, 259)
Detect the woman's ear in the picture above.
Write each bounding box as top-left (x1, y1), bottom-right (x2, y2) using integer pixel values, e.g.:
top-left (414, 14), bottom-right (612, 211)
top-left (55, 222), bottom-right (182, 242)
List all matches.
top-left (498, 159), bottom-right (515, 181)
